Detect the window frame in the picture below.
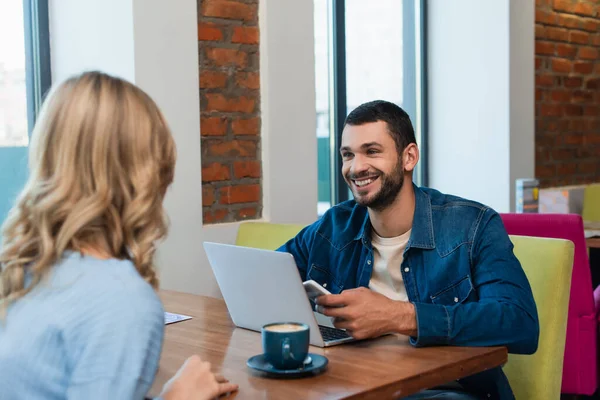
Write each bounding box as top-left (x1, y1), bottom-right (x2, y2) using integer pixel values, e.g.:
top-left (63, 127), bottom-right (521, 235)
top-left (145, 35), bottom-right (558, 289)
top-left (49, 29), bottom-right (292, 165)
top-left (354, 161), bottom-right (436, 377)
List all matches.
top-left (326, 0), bottom-right (429, 205)
top-left (23, 0), bottom-right (52, 132)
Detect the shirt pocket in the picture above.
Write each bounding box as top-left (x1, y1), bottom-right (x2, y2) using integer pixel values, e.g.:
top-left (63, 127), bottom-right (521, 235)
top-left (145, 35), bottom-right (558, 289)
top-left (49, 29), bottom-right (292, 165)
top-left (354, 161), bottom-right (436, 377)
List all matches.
top-left (306, 263), bottom-right (343, 294)
top-left (430, 275), bottom-right (474, 306)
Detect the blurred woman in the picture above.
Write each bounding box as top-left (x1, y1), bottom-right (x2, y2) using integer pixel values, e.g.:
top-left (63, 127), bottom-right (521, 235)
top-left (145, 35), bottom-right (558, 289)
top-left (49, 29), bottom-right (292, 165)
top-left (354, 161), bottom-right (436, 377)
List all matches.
top-left (0, 71), bottom-right (236, 400)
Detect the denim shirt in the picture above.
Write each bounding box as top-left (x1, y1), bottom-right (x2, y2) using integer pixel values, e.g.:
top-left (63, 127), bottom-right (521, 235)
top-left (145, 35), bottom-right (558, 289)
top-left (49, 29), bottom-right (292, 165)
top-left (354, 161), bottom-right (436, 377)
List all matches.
top-left (278, 185), bottom-right (539, 400)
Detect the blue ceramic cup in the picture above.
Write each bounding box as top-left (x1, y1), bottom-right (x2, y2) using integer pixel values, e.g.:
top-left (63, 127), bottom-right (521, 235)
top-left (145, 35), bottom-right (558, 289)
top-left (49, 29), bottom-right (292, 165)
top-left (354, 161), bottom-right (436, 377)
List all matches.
top-left (262, 322), bottom-right (310, 370)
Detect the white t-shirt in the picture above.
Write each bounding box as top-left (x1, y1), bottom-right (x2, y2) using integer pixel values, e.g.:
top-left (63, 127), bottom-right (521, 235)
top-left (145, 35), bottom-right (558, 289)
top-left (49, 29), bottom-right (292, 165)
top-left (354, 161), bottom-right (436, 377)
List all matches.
top-left (368, 229), bottom-right (412, 302)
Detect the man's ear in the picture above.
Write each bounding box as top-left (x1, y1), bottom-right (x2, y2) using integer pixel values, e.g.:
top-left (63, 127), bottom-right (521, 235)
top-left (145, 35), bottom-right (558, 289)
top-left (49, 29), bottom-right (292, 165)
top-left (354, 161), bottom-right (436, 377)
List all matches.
top-left (402, 143), bottom-right (419, 172)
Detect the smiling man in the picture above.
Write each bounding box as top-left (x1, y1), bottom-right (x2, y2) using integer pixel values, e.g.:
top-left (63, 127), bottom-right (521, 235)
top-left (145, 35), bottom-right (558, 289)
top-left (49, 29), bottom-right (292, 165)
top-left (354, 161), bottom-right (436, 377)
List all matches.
top-left (278, 100), bottom-right (539, 400)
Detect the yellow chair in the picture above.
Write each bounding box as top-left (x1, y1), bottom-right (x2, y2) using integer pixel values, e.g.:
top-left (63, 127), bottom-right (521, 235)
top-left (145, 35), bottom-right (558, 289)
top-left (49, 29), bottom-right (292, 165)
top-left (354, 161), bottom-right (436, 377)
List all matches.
top-left (582, 183), bottom-right (600, 223)
top-left (235, 221), bottom-right (305, 250)
top-left (504, 235), bottom-right (574, 400)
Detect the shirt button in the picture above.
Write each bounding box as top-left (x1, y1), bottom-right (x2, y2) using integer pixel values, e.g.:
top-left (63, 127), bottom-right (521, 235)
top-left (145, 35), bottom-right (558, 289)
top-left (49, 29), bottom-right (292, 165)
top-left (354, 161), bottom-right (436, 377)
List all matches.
top-left (323, 283), bottom-right (327, 288)
top-left (454, 297), bottom-right (459, 303)
top-left (367, 260), bottom-right (371, 265)
top-left (404, 267), bottom-right (409, 272)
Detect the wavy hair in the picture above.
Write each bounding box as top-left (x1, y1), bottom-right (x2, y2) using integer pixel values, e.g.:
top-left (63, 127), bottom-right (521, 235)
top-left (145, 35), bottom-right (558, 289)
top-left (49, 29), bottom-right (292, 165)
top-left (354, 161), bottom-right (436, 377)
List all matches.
top-left (0, 71), bottom-right (176, 310)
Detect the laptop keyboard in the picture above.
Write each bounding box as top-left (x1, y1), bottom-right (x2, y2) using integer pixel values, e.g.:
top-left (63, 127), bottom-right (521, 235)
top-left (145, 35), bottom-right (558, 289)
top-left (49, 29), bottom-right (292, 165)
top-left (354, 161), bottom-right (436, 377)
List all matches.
top-left (319, 325), bottom-right (352, 342)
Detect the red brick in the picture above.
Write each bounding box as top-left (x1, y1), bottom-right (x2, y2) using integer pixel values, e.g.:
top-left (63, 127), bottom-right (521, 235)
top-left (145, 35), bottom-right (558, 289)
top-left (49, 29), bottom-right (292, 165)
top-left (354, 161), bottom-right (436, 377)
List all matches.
top-left (565, 104), bottom-right (584, 116)
top-left (572, 90), bottom-right (595, 103)
top-left (564, 77), bottom-right (583, 88)
top-left (232, 26), bottom-right (259, 45)
top-left (582, 18), bottom-right (600, 32)
top-left (203, 186), bottom-right (216, 206)
top-left (205, 48), bottom-right (248, 67)
top-left (535, 24), bottom-right (546, 39)
top-left (205, 94), bottom-right (256, 113)
top-left (551, 89), bottom-right (571, 102)
top-left (202, 1), bottom-right (257, 21)
top-left (564, 133), bottom-right (585, 145)
top-left (233, 161), bottom-right (261, 178)
top-left (237, 207), bottom-right (258, 219)
top-left (540, 104), bottom-right (563, 116)
top-left (587, 120), bottom-right (600, 131)
top-left (205, 140), bottom-right (257, 157)
top-left (571, 120), bottom-right (587, 132)
top-left (587, 78), bottom-right (599, 90)
top-left (579, 46), bottom-right (599, 60)
top-left (559, 119), bottom-right (570, 131)
top-left (537, 9), bottom-right (556, 24)
top-left (547, 121), bottom-right (559, 132)
top-left (202, 162), bottom-right (231, 182)
top-left (557, 163), bottom-right (578, 175)
top-left (556, 43), bottom-right (577, 58)
top-left (574, 61), bottom-right (594, 74)
top-left (535, 57), bottom-right (543, 70)
top-left (545, 27), bottom-right (569, 41)
top-left (552, 0), bottom-right (572, 13)
top-left (551, 58), bottom-right (572, 73)
top-left (584, 132), bottom-right (600, 144)
top-left (570, 31), bottom-right (590, 44)
top-left (204, 209), bottom-right (228, 224)
top-left (198, 23), bottom-right (223, 41)
top-left (232, 118), bottom-right (260, 135)
top-left (536, 74), bottom-right (555, 86)
top-left (592, 34), bottom-right (600, 46)
top-left (551, 148), bottom-right (576, 160)
top-left (219, 184), bottom-right (260, 204)
top-left (235, 72), bottom-right (260, 89)
top-left (536, 148), bottom-right (550, 163)
top-left (201, 116), bottom-right (227, 136)
top-left (199, 71), bottom-right (228, 88)
top-left (536, 88), bottom-right (544, 101)
top-left (557, 14), bottom-right (583, 29)
top-left (536, 164), bottom-right (557, 178)
top-left (573, 2), bottom-right (596, 17)
top-left (579, 162), bottom-right (598, 173)
top-left (536, 41), bottom-right (555, 55)
top-left (585, 106), bottom-right (600, 116)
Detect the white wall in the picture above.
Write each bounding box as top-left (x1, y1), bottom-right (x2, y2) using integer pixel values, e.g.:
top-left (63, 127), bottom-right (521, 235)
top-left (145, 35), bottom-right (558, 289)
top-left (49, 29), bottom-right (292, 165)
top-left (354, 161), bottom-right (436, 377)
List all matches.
top-left (509, 0), bottom-right (535, 212)
top-left (427, 0), bottom-right (534, 212)
top-left (260, 0), bottom-right (318, 223)
top-left (49, 0), bottom-right (318, 297)
top-left (49, 0), bottom-right (135, 82)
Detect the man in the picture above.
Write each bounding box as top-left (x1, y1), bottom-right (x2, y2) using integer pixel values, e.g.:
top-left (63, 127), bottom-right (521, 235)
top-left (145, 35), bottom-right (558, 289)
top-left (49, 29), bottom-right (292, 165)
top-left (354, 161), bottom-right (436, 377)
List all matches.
top-left (278, 100), bottom-right (539, 400)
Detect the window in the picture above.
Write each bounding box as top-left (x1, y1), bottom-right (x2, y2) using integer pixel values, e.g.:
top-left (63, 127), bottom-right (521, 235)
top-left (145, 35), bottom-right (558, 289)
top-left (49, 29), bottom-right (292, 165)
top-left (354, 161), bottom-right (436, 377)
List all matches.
top-left (0, 0), bottom-right (51, 222)
top-left (314, 0), bottom-right (427, 215)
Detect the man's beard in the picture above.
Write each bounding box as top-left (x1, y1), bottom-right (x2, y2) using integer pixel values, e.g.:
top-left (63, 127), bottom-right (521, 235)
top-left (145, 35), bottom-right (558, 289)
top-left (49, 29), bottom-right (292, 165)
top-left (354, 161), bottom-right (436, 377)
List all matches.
top-left (347, 158), bottom-right (404, 212)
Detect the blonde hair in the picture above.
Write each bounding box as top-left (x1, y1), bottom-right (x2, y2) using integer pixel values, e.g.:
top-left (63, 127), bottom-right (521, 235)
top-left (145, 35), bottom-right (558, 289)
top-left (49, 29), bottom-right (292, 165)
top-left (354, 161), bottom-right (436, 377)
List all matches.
top-left (0, 71), bottom-right (176, 310)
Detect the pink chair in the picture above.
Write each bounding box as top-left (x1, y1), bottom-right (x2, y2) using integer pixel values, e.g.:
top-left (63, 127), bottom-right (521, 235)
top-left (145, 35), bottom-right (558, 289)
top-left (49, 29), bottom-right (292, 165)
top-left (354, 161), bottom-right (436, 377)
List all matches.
top-left (500, 213), bottom-right (598, 395)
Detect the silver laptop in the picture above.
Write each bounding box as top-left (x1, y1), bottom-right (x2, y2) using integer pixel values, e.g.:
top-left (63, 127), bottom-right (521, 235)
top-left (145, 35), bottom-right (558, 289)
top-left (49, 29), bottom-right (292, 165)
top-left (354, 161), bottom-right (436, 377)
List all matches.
top-left (203, 242), bottom-right (356, 347)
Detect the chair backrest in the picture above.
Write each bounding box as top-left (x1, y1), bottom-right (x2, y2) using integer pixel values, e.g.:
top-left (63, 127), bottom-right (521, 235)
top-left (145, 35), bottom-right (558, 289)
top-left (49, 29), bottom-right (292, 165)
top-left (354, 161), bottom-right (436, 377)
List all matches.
top-left (504, 235), bottom-right (574, 400)
top-left (583, 184), bottom-right (600, 223)
top-left (235, 222), bottom-right (305, 250)
top-left (500, 213), bottom-right (594, 319)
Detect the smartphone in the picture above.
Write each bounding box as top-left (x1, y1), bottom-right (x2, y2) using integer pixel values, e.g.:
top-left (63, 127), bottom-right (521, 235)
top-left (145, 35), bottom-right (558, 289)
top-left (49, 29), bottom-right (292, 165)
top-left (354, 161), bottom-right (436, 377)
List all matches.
top-left (303, 279), bottom-right (331, 301)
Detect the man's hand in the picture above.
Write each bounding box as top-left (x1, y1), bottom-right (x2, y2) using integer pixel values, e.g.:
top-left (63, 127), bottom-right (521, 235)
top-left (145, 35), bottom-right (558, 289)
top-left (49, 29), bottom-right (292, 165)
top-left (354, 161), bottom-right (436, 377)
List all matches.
top-left (160, 355), bottom-right (238, 400)
top-left (316, 287), bottom-right (417, 340)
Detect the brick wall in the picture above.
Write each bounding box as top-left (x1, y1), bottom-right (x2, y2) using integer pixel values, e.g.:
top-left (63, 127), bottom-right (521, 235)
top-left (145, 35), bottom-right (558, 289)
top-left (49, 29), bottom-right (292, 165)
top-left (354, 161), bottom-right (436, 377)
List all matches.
top-left (198, 0), bottom-right (262, 224)
top-left (535, 0), bottom-right (600, 188)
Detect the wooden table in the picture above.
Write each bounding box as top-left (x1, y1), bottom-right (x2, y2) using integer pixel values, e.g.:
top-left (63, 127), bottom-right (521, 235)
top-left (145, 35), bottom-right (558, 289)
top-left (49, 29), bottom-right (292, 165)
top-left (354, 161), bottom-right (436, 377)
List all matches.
top-left (585, 222), bottom-right (600, 249)
top-left (151, 291), bottom-right (508, 399)
top-left (587, 237), bottom-right (600, 249)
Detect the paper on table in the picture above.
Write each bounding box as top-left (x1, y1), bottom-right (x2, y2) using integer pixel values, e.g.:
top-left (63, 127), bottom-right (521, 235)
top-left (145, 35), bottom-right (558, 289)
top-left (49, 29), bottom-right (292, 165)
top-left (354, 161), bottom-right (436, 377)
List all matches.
top-left (164, 312), bottom-right (192, 325)
top-left (585, 230), bottom-right (600, 239)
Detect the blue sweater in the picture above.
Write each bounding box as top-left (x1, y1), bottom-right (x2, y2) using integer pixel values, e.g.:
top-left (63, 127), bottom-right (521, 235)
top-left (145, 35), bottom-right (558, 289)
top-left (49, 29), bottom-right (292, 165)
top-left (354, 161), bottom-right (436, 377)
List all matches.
top-left (0, 251), bottom-right (165, 399)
